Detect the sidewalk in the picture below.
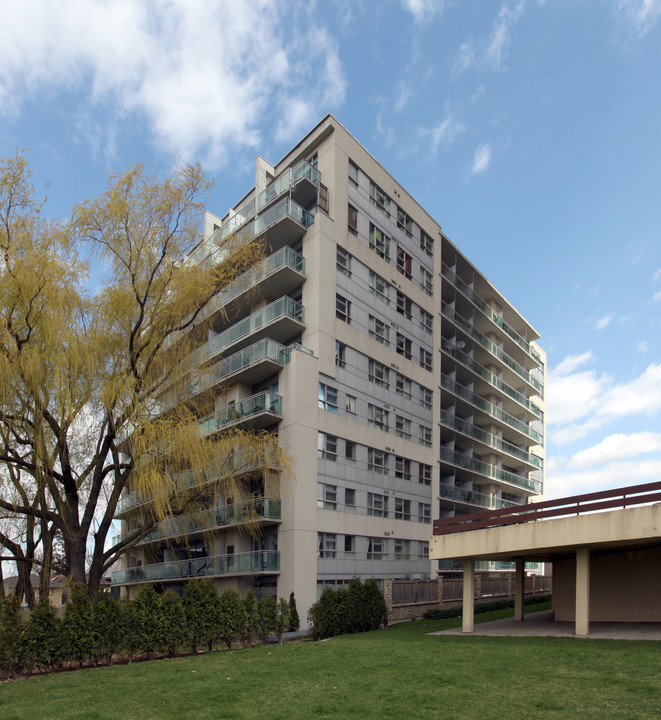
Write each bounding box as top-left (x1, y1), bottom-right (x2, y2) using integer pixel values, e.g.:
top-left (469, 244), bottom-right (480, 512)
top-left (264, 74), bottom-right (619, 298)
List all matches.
top-left (428, 610), bottom-right (661, 640)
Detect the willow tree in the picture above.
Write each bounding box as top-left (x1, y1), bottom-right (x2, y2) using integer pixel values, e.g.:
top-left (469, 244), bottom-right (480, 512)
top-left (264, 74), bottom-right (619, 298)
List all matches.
top-left (0, 152), bottom-right (277, 602)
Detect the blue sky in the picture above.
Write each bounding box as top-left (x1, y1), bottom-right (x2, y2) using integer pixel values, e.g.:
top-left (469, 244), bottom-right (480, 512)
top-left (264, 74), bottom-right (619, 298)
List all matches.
top-left (2, 0), bottom-right (660, 500)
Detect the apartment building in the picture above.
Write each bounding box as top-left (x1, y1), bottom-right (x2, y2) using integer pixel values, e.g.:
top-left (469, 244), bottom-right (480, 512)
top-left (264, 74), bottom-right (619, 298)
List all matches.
top-left (112, 115), bottom-right (545, 621)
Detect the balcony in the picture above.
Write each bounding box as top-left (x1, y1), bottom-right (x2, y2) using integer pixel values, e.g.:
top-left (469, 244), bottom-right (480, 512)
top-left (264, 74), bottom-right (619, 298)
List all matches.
top-left (439, 448), bottom-right (541, 494)
top-left (111, 550), bottom-right (280, 586)
top-left (136, 497), bottom-right (281, 546)
top-left (194, 296), bottom-right (305, 364)
top-left (198, 391), bottom-right (282, 436)
top-left (439, 483), bottom-right (521, 511)
top-left (440, 409), bottom-right (543, 469)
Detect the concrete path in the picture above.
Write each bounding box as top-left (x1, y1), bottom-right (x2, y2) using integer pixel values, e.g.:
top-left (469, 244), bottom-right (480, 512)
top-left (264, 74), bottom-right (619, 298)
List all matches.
top-left (428, 610), bottom-right (661, 640)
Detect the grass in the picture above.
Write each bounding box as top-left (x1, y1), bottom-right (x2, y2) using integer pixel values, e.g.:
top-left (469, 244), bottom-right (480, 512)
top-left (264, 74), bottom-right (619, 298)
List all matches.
top-left (1, 603), bottom-right (660, 720)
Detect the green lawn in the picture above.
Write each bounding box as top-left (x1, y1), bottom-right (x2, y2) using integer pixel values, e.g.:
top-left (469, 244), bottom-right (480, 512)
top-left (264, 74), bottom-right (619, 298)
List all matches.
top-left (1, 604), bottom-right (660, 720)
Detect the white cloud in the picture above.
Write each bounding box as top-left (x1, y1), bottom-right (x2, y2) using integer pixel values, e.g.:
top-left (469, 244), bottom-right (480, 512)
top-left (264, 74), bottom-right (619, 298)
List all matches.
top-left (654, 290), bottom-right (661, 302)
top-left (595, 313), bottom-right (615, 329)
top-left (401, 0), bottom-right (448, 24)
top-left (598, 363), bottom-right (661, 418)
top-left (568, 431), bottom-right (661, 469)
top-left (553, 351), bottom-right (594, 376)
top-left (652, 268), bottom-right (661, 282)
top-left (637, 340), bottom-right (649, 354)
top-left (425, 115), bottom-right (466, 154)
top-left (615, 0), bottom-right (661, 39)
top-left (0, 0), bottom-right (346, 167)
top-left (547, 365), bottom-right (611, 428)
top-left (471, 142), bottom-right (492, 174)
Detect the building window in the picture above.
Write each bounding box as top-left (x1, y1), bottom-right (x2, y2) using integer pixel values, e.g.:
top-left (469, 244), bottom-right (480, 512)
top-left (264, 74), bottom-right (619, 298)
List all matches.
top-left (336, 294), bottom-right (351, 324)
top-left (369, 316), bottom-right (390, 346)
top-left (368, 448), bottom-right (388, 474)
top-left (367, 537), bottom-right (384, 559)
top-left (419, 386), bottom-right (432, 409)
top-left (369, 271), bottom-right (390, 304)
top-left (348, 160), bottom-right (359, 187)
top-left (419, 348), bottom-right (432, 371)
top-left (420, 309), bottom-right (433, 334)
top-left (318, 483), bottom-right (337, 510)
top-left (345, 394), bottom-right (357, 414)
top-left (319, 383), bottom-right (338, 412)
top-left (397, 207), bottom-right (413, 237)
top-left (368, 404), bottom-right (389, 431)
top-left (395, 415), bottom-right (411, 440)
top-left (369, 223), bottom-right (390, 260)
top-left (345, 488), bottom-right (355, 507)
top-left (345, 440), bottom-right (356, 461)
top-left (335, 341), bottom-right (346, 368)
top-left (348, 204), bottom-right (358, 235)
top-left (395, 456), bottom-right (411, 480)
top-left (367, 492), bottom-right (388, 517)
top-left (337, 246), bottom-right (351, 276)
top-left (419, 540), bottom-right (429, 559)
top-left (309, 152), bottom-right (318, 168)
top-left (318, 432), bottom-right (338, 461)
top-left (394, 539), bottom-right (410, 560)
top-left (396, 291), bottom-right (412, 320)
top-left (420, 231), bottom-right (433, 257)
top-left (419, 463), bottom-right (432, 485)
top-left (418, 503), bottom-right (431, 524)
top-left (369, 181), bottom-right (390, 216)
top-left (318, 532), bottom-right (336, 558)
top-left (395, 373), bottom-right (412, 400)
top-left (344, 534), bottom-right (355, 553)
top-left (396, 333), bottom-right (412, 360)
top-left (421, 268), bottom-right (433, 296)
top-left (368, 359), bottom-right (389, 387)
top-left (318, 183), bottom-right (329, 213)
top-left (419, 425), bottom-right (433, 448)
top-left (396, 246), bottom-right (412, 280)
top-left (395, 498), bottom-right (411, 521)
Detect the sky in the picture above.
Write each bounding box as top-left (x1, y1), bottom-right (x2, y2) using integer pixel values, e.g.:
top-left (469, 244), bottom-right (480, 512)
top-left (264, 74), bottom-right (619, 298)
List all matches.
top-left (1, 0), bottom-right (660, 501)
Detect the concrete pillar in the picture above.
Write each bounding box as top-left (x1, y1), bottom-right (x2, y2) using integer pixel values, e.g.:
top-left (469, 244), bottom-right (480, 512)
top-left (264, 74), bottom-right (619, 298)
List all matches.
top-left (514, 558), bottom-right (525, 622)
top-left (462, 558), bottom-right (475, 633)
top-left (575, 547), bottom-right (590, 636)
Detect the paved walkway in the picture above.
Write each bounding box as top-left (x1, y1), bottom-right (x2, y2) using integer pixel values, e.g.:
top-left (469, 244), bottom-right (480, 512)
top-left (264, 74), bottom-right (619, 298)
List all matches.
top-left (428, 610), bottom-right (661, 640)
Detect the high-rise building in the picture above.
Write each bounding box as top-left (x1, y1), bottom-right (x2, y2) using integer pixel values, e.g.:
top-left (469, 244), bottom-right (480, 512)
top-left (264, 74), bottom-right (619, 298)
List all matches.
top-left (112, 115), bottom-right (545, 621)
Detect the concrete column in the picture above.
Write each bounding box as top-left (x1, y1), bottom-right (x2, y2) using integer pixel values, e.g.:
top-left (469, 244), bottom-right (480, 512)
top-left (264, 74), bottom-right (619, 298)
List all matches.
top-left (462, 558), bottom-right (475, 633)
top-left (514, 558), bottom-right (525, 622)
top-left (575, 548), bottom-right (590, 636)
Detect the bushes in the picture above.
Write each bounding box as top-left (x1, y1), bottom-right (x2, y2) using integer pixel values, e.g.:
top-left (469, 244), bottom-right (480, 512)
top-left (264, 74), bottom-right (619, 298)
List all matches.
top-left (423, 594), bottom-right (552, 620)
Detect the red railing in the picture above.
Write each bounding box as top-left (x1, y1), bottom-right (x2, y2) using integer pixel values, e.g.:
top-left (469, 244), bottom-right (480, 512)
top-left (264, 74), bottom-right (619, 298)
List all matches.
top-left (433, 480), bottom-right (661, 536)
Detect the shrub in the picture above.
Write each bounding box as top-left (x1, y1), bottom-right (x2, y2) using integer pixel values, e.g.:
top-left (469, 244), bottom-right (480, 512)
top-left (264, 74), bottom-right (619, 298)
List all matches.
top-left (422, 594), bottom-right (552, 620)
top-left (288, 591), bottom-right (300, 632)
top-left (218, 588), bottom-right (246, 650)
top-left (183, 579), bottom-right (220, 653)
top-left (63, 584), bottom-right (97, 666)
top-left (24, 600), bottom-right (64, 672)
top-left (133, 585), bottom-right (163, 658)
top-left (0, 596), bottom-right (25, 676)
top-left (257, 595), bottom-right (277, 645)
top-left (94, 595), bottom-right (124, 663)
top-left (276, 597), bottom-right (290, 644)
top-left (241, 589), bottom-right (259, 648)
top-left (160, 590), bottom-right (186, 657)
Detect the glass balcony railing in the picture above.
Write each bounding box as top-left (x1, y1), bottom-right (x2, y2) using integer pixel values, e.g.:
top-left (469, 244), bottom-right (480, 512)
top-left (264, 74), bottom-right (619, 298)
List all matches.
top-left (441, 340), bottom-right (543, 420)
top-left (441, 374), bottom-right (543, 444)
top-left (439, 448), bottom-right (542, 494)
top-left (442, 264), bottom-right (541, 363)
top-left (193, 297), bottom-right (305, 366)
top-left (136, 498), bottom-right (281, 545)
top-left (442, 303), bottom-right (542, 392)
top-left (112, 550), bottom-right (280, 585)
top-left (198, 391), bottom-right (282, 437)
top-left (438, 483), bottom-right (522, 510)
top-left (440, 409), bottom-right (543, 468)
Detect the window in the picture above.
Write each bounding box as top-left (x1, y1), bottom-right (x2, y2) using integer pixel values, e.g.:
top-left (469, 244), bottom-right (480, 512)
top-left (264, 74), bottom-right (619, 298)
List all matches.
top-left (345, 440), bottom-right (356, 461)
top-left (420, 309), bottom-right (433, 334)
top-left (368, 404), bottom-right (389, 431)
top-left (368, 448), bottom-right (388, 473)
top-left (395, 498), bottom-right (411, 521)
top-left (419, 386), bottom-right (433, 409)
top-left (394, 539), bottom-right (410, 560)
top-left (397, 246), bottom-right (412, 280)
top-left (396, 291), bottom-right (412, 320)
top-left (369, 181), bottom-right (390, 216)
top-left (420, 231), bottom-right (433, 257)
top-left (318, 183), bottom-right (329, 213)
top-left (369, 316), bottom-right (390, 346)
top-left (418, 503), bottom-right (431, 524)
top-left (418, 541), bottom-right (429, 559)
top-left (335, 341), bottom-right (346, 369)
top-left (395, 456), bottom-right (411, 480)
top-left (367, 537), bottom-right (384, 559)
top-left (397, 207), bottom-right (413, 237)
top-left (317, 483), bottom-right (337, 510)
top-left (345, 488), bottom-right (355, 507)
top-left (367, 492), bottom-right (388, 517)
top-left (345, 394), bottom-right (356, 414)
top-left (396, 333), bottom-right (412, 360)
top-left (368, 359), bottom-right (389, 387)
top-left (344, 535), bottom-right (355, 553)
top-left (336, 294), bottom-right (350, 323)
top-left (318, 432), bottom-right (337, 460)
top-left (395, 415), bottom-right (411, 440)
top-left (318, 383), bottom-right (338, 412)
top-left (419, 425), bottom-right (433, 448)
top-left (318, 533), bottom-right (336, 558)
top-left (419, 463), bottom-right (432, 485)
top-left (395, 373), bottom-right (411, 399)
top-left (309, 152), bottom-right (318, 168)
top-left (369, 271), bottom-right (390, 304)
top-left (421, 268), bottom-right (433, 296)
top-left (369, 223), bottom-right (390, 260)
top-left (348, 160), bottom-right (359, 187)
top-left (419, 348), bottom-right (433, 371)
top-left (337, 246), bottom-right (351, 276)
top-left (348, 204), bottom-right (358, 235)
